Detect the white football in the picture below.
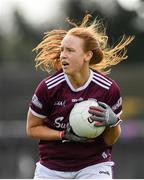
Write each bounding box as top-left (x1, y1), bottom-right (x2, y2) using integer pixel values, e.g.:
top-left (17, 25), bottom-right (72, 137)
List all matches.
top-left (69, 99), bottom-right (105, 138)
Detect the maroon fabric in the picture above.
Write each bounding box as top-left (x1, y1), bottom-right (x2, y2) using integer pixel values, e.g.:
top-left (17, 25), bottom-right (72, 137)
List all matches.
top-left (29, 69), bottom-right (122, 171)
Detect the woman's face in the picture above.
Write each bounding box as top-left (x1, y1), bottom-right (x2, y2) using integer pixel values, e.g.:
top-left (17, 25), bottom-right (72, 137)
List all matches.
top-left (60, 34), bottom-right (89, 75)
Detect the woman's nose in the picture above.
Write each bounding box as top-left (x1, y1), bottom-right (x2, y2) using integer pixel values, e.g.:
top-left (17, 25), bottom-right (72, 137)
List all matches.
top-left (60, 51), bottom-right (67, 60)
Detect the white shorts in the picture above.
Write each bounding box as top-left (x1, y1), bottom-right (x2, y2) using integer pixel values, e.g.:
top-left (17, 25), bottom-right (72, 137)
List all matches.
top-left (34, 161), bottom-right (114, 179)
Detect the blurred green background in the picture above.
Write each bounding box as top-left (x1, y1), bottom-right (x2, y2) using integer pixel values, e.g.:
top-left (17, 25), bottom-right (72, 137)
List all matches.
top-left (0, 0), bottom-right (144, 178)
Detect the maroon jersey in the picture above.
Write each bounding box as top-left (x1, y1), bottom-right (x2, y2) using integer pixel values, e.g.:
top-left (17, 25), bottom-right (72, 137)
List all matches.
top-left (29, 69), bottom-right (122, 171)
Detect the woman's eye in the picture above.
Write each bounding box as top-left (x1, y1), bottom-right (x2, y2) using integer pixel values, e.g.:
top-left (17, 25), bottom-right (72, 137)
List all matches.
top-left (68, 49), bottom-right (74, 52)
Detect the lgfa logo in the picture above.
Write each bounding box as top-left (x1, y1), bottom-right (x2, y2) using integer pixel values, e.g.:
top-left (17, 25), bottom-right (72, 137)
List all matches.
top-left (54, 100), bottom-right (66, 106)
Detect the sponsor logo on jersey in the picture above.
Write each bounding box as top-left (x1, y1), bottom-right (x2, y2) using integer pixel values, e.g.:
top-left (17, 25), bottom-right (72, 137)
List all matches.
top-left (72, 97), bottom-right (84, 102)
top-left (32, 94), bottom-right (42, 109)
top-left (54, 117), bottom-right (67, 129)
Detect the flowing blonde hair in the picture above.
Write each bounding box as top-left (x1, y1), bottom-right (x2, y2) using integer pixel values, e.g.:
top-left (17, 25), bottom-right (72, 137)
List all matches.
top-left (33, 14), bottom-right (134, 74)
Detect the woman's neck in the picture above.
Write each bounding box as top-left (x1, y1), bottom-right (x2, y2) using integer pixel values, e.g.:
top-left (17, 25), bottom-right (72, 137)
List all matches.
top-left (67, 68), bottom-right (90, 89)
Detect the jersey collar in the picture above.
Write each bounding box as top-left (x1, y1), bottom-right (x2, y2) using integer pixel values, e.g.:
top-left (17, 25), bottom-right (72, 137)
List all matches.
top-left (64, 69), bottom-right (93, 92)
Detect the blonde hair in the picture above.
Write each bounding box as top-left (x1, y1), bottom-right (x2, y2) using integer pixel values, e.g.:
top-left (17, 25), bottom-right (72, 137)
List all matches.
top-left (33, 14), bottom-right (134, 74)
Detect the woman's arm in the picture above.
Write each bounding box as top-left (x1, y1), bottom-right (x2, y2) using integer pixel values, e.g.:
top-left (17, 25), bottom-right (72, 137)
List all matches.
top-left (102, 124), bottom-right (121, 146)
top-left (26, 110), bottom-right (61, 141)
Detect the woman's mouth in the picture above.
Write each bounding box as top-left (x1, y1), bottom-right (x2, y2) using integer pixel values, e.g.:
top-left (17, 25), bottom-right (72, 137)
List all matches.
top-left (62, 61), bottom-right (69, 68)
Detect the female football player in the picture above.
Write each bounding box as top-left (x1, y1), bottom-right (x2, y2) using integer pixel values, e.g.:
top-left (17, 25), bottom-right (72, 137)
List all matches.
top-left (26, 14), bottom-right (134, 179)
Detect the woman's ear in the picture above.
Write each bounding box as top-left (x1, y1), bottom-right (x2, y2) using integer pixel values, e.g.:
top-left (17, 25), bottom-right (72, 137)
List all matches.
top-left (84, 51), bottom-right (93, 62)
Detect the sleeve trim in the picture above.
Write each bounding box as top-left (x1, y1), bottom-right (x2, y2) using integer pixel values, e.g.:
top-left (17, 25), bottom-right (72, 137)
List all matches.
top-left (29, 107), bottom-right (47, 119)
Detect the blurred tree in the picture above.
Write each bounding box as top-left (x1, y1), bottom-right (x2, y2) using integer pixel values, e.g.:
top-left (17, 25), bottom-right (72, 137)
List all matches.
top-left (11, 10), bottom-right (42, 65)
top-left (63, 0), bottom-right (85, 24)
top-left (0, 1), bottom-right (143, 68)
top-left (62, 0), bottom-right (143, 64)
top-left (0, 9), bottom-right (42, 68)
top-left (0, 34), bottom-right (4, 65)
